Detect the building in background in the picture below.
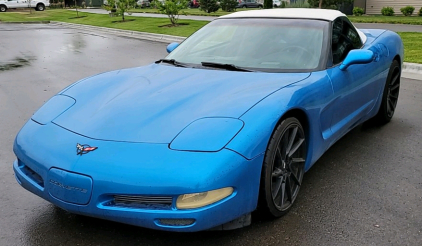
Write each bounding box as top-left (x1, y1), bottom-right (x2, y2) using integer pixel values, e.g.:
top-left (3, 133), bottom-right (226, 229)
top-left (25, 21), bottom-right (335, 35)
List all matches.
top-left (356, 0), bottom-right (422, 15)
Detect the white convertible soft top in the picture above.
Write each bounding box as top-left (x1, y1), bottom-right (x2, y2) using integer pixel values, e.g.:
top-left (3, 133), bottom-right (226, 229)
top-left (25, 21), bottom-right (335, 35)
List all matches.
top-left (219, 8), bottom-right (367, 44)
top-left (219, 8), bottom-right (345, 21)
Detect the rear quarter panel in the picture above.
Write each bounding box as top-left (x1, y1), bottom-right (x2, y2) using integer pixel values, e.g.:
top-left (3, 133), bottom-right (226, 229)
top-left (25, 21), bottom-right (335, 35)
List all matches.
top-left (360, 29), bottom-right (404, 119)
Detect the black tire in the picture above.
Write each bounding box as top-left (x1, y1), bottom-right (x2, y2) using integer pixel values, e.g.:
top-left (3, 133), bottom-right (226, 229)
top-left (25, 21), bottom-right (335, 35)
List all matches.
top-left (374, 60), bottom-right (401, 124)
top-left (36, 3), bottom-right (45, 11)
top-left (0, 5), bottom-right (7, 12)
top-left (259, 117), bottom-right (307, 217)
top-left (242, 5), bottom-right (247, 8)
top-left (258, 4), bottom-right (263, 8)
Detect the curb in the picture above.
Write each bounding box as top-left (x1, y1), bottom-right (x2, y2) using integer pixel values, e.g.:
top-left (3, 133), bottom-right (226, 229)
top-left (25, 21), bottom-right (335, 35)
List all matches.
top-left (403, 62), bottom-right (422, 74)
top-left (0, 21), bottom-right (51, 24)
top-left (50, 21), bottom-right (186, 43)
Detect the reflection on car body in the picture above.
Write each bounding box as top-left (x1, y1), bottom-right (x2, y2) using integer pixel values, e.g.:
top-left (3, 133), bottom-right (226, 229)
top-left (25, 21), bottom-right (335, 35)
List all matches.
top-left (13, 9), bottom-right (403, 232)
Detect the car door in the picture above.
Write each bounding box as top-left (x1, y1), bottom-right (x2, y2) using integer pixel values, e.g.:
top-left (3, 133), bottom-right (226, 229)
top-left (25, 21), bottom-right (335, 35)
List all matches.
top-left (326, 17), bottom-right (381, 139)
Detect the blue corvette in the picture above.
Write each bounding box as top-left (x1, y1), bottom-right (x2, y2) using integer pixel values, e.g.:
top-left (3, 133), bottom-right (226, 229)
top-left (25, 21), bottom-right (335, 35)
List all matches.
top-left (13, 9), bottom-right (403, 232)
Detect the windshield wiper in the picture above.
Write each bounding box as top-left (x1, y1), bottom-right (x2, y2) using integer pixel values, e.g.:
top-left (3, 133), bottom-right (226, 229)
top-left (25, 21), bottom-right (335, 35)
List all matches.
top-left (201, 62), bottom-right (253, 72)
top-left (155, 59), bottom-right (187, 67)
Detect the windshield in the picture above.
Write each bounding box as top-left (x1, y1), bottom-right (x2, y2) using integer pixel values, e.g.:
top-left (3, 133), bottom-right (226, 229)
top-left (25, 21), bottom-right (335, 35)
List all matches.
top-left (166, 18), bottom-right (328, 72)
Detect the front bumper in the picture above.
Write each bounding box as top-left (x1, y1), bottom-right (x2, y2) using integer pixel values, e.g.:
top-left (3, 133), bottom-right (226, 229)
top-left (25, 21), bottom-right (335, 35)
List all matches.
top-left (13, 120), bottom-right (263, 232)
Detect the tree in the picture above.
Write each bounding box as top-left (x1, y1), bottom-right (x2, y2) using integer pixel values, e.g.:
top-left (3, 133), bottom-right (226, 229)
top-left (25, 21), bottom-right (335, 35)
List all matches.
top-left (220, 0), bottom-right (237, 12)
top-left (199, 0), bottom-right (220, 13)
top-left (264, 0), bottom-right (272, 9)
top-left (28, 0), bottom-right (33, 14)
top-left (74, 0), bottom-right (79, 17)
top-left (156, 0), bottom-right (188, 26)
top-left (307, 0), bottom-right (352, 9)
top-left (105, 0), bottom-right (136, 21)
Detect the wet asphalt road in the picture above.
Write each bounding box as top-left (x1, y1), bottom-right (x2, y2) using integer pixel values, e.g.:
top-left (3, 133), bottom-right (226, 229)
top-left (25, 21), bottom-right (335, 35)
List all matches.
top-left (1, 24), bottom-right (422, 246)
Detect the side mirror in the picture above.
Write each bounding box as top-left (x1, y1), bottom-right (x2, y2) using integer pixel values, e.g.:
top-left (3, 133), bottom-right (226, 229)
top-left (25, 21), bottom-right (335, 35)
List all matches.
top-left (166, 42), bottom-right (179, 53)
top-left (339, 49), bottom-right (374, 71)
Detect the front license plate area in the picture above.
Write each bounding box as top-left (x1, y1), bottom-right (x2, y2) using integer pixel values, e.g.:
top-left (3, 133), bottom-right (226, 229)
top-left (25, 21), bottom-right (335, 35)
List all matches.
top-left (47, 168), bottom-right (93, 205)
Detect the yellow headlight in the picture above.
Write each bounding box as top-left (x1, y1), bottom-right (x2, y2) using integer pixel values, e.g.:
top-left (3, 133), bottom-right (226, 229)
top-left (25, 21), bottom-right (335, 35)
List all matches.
top-left (176, 187), bottom-right (233, 209)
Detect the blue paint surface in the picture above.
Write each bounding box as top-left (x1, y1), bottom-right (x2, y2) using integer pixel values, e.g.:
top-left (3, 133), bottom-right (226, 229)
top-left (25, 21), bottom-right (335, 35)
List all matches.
top-left (13, 27), bottom-right (404, 232)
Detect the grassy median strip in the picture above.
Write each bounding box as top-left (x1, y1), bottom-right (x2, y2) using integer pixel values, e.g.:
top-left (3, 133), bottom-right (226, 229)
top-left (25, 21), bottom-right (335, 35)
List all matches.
top-left (1, 9), bottom-right (422, 63)
top-left (398, 32), bottom-right (422, 64)
top-left (0, 9), bottom-right (208, 37)
top-left (349, 15), bottom-right (422, 25)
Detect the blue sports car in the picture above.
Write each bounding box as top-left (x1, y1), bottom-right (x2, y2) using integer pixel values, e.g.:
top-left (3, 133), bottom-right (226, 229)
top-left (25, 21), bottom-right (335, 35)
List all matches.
top-left (13, 9), bottom-right (404, 232)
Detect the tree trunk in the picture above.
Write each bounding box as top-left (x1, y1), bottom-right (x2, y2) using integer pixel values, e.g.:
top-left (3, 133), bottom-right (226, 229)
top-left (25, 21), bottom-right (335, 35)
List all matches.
top-left (319, 0), bottom-right (322, 8)
top-left (75, 0), bottom-right (79, 17)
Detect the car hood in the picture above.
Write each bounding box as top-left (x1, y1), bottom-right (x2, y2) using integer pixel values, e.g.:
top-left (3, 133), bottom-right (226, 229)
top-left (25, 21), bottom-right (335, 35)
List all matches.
top-left (54, 64), bottom-right (310, 143)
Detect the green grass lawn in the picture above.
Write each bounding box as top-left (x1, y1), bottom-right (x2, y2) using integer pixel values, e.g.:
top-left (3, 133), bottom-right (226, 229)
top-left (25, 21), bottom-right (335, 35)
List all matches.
top-left (0, 9), bottom-right (207, 37)
top-left (398, 32), bottom-right (422, 64)
top-left (349, 15), bottom-right (422, 25)
top-left (1, 9), bottom-right (421, 63)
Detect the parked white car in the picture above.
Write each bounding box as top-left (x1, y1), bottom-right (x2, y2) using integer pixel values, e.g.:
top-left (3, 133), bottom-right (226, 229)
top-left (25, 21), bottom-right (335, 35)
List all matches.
top-left (0, 0), bottom-right (50, 12)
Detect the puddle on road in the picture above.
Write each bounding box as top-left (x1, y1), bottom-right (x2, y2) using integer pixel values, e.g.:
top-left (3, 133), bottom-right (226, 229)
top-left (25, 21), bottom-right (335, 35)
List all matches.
top-left (56, 33), bottom-right (87, 54)
top-left (0, 56), bottom-right (36, 72)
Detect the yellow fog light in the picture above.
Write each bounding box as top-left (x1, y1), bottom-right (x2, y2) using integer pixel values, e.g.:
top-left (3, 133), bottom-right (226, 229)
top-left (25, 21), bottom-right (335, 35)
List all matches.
top-left (176, 187), bottom-right (234, 209)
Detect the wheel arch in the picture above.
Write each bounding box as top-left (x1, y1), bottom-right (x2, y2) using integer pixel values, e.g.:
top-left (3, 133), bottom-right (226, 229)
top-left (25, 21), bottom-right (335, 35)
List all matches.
top-left (271, 108), bottom-right (312, 169)
top-left (36, 3), bottom-right (45, 9)
top-left (278, 108), bottom-right (310, 140)
top-left (393, 54), bottom-right (401, 68)
top-left (256, 108), bottom-right (310, 217)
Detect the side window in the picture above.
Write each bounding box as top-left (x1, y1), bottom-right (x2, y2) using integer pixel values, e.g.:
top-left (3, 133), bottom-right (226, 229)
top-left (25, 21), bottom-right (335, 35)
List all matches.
top-left (331, 18), bottom-right (362, 65)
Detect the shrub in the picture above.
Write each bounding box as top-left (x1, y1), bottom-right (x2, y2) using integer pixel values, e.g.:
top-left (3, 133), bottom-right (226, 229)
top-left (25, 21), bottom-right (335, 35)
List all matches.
top-left (400, 6), bottom-right (415, 16)
top-left (156, 0), bottom-right (188, 25)
top-left (105, 0), bottom-right (136, 21)
top-left (288, 0), bottom-right (309, 8)
top-left (199, 0), bottom-right (220, 13)
top-left (263, 0), bottom-right (272, 9)
top-left (280, 1), bottom-right (286, 8)
top-left (353, 6), bottom-right (364, 16)
top-left (381, 6), bottom-right (394, 16)
top-left (220, 0), bottom-right (237, 12)
top-left (419, 7), bottom-right (422, 16)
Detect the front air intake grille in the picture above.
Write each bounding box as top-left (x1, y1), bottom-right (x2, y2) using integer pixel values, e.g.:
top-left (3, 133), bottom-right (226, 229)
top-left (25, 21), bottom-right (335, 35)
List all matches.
top-left (157, 219), bottom-right (196, 226)
top-left (112, 195), bottom-right (173, 209)
top-left (21, 164), bottom-right (44, 188)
